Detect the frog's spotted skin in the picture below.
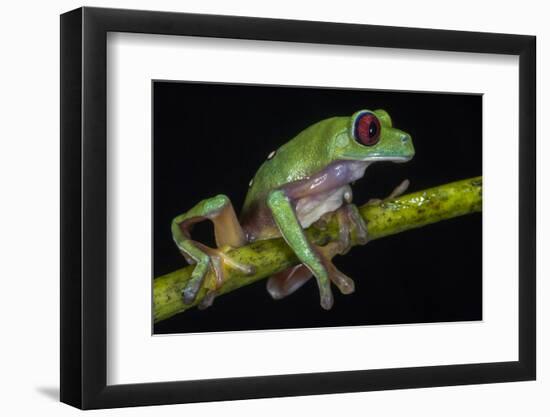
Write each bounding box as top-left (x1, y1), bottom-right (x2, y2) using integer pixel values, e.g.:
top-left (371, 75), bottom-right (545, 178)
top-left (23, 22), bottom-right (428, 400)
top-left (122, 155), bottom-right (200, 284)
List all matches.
top-left (172, 109), bottom-right (414, 309)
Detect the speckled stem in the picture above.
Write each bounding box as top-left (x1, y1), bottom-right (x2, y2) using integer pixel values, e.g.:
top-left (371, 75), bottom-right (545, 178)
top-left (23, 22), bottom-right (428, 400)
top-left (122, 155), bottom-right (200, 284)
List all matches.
top-left (154, 176), bottom-right (482, 322)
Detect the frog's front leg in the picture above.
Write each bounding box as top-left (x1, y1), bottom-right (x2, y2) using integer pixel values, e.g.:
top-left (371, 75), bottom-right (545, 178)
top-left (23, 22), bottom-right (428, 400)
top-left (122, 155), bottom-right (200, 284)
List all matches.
top-left (267, 190), bottom-right (356, 310)
top-left (368, 179), bottom-right (410, 204)
top-left (266, 203), bottom-right (367, 302)
top-left (171, 195), bottom-right (253, 308)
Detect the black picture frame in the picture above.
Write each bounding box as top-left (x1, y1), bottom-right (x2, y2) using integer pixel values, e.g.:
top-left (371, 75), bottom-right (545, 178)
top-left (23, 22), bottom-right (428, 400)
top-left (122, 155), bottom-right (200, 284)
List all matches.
top-left (60, 6), bottom-right (536, 410)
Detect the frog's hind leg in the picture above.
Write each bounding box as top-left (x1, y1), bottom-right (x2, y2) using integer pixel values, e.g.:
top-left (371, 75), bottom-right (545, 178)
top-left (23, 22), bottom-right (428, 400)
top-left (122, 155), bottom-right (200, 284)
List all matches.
top-left (266, 264), bottom-right (313, 300)
top-left (171, 194), bottom-right (253, 308)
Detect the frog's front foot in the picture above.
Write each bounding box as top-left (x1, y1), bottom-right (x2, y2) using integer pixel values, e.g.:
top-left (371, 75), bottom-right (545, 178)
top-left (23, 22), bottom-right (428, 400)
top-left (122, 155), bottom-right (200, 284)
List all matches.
top-left (315, 241), bottom-right (356, 307)
top-left (267, 204), bottom-right (367, 309)
top-left (312, 203), bottom-right (373, 308)
top-left (335, 203), bottom-right (368, 251)
top-left (368, 179), bottom-right (410, 204)
top-left (267, 253), bottom-right (353, 309)
top-left (267, 188), bottom-right (374, 310)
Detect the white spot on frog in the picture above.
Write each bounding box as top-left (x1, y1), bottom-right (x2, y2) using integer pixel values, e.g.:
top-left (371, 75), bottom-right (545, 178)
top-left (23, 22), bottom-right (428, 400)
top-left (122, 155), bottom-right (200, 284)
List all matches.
top-left (267, 150), bottom-right (276, 160)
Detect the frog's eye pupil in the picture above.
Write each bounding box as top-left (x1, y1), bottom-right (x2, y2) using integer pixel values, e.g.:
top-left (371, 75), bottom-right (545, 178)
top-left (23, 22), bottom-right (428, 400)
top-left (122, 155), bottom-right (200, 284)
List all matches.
top-left (369, 121), bottom-right (378, 138)
top-left (354, 112), bottom-right (381, 146)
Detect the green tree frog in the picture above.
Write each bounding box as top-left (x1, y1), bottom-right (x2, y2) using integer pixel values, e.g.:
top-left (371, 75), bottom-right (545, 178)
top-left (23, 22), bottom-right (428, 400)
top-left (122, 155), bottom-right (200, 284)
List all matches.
top-left (172, 109), bottom-right (414, 310)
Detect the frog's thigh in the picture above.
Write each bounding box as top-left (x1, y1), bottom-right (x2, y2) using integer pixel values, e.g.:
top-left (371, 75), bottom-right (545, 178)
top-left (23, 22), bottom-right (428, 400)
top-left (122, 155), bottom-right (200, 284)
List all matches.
top-left (172, 194), bottom-right (246, 250)
top-left (267, 264), bottom-right (313, 300)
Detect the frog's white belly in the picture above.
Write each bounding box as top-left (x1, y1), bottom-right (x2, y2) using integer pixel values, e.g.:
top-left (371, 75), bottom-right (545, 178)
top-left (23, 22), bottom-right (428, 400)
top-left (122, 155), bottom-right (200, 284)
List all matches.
top-left (295, 185), bottom-right (351, 228)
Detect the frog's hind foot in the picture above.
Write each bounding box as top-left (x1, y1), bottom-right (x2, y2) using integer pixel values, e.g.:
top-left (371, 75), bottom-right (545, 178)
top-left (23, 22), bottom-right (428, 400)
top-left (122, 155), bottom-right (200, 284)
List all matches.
top-left (172, 194), bottom-right (254, 308)
top-left (181, 242), bottom-right (254, 306)
top-left (267, 264), bottom-right (313, 300)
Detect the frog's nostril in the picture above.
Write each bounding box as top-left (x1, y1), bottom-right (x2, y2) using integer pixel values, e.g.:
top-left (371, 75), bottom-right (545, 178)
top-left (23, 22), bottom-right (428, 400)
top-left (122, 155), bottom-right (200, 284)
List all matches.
top-left (401, 135), bottom-right (409, 144)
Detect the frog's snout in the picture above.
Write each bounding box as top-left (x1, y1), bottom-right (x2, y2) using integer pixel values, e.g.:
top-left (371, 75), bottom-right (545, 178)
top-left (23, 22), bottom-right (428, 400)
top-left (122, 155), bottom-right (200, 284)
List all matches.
top-left (397, 133), bottom-right (415, 162)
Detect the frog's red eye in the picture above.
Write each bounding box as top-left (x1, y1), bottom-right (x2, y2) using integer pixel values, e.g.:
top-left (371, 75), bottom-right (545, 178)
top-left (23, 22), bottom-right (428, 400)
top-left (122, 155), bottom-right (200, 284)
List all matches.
top-left (354, 112), bottom-right (381, 146)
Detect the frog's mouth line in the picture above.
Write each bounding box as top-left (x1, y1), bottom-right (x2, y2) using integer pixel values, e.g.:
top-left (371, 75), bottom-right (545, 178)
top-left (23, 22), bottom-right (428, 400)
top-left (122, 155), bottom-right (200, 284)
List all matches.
top-left (359, 155), bottom-right (414, 163)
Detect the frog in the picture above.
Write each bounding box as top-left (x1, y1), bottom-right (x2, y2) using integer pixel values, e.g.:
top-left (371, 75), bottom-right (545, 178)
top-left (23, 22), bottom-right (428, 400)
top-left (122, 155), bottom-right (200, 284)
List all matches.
top-left (171, 109), bottom-right (414, 310)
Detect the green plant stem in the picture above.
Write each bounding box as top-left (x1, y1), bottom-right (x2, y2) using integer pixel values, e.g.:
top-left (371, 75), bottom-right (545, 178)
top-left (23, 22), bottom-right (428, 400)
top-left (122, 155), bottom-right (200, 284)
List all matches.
top-left (154, 176), bottom-right (482, 322)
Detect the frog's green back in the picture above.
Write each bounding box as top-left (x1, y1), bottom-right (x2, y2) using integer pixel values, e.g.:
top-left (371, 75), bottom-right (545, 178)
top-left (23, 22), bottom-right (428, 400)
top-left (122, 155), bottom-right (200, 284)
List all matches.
top-left (241, 116), bottom-right (348, 214)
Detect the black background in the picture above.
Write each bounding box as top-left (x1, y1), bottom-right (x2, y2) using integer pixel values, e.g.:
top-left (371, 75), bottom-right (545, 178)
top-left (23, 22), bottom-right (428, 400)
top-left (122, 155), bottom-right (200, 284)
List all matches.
top-left (153, 81), bottom-right (482, 335)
